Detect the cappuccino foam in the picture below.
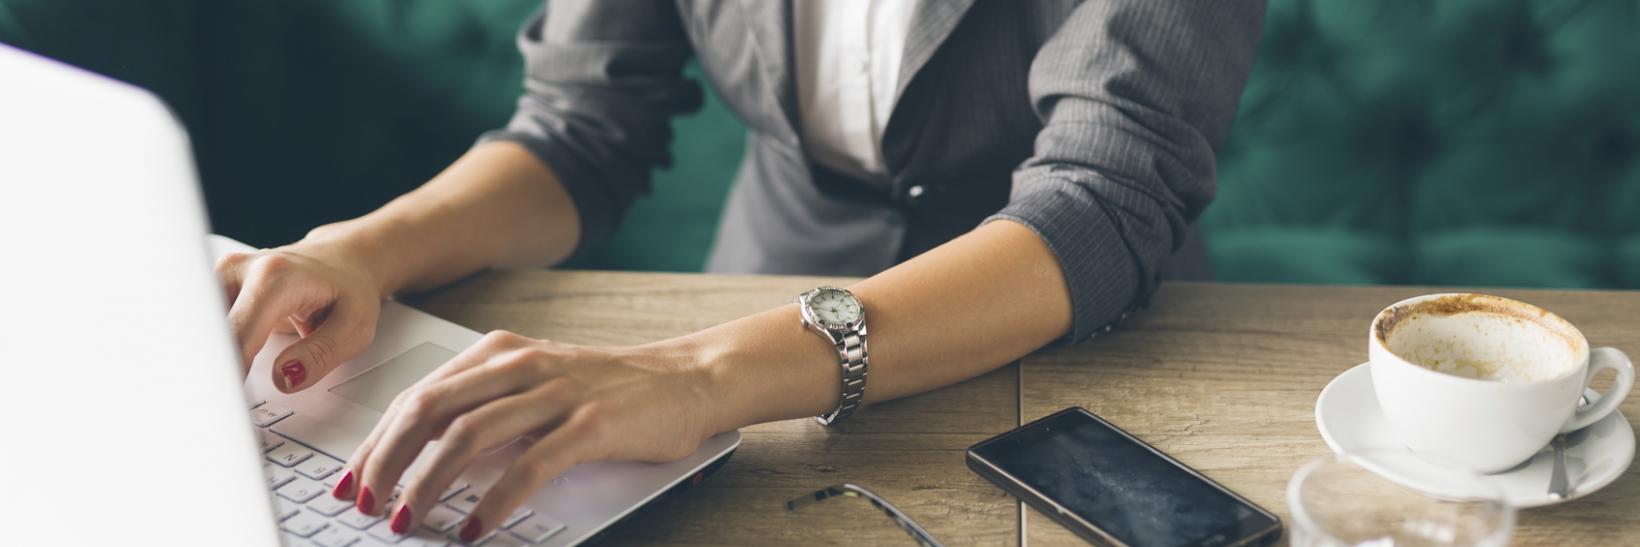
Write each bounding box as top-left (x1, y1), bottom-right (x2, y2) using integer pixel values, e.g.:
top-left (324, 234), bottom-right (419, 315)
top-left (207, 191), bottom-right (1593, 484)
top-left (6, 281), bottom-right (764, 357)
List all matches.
top-left (1384, 311), bottom-right (1577, 383)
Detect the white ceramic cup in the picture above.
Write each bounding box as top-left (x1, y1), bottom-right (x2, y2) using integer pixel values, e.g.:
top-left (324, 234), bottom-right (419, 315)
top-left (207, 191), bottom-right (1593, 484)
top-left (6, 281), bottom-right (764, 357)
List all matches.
top-left (1369, 293), bottom-right (1635, 474)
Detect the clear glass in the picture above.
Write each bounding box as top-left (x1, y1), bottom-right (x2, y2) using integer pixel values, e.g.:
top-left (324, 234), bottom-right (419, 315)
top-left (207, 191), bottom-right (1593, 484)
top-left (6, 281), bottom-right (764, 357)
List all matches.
top-left (1288, 452), bottom-right (1514, 547)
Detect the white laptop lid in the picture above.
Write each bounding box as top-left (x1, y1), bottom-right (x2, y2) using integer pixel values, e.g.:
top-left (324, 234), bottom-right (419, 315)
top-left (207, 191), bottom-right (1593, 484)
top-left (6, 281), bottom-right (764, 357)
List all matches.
top-left (0, 44), bottom-right (280, 545)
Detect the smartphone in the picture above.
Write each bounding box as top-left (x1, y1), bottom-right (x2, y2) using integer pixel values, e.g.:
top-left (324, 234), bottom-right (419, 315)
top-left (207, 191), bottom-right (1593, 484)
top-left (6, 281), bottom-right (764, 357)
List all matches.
top-left (967, 407), bottom-right (1281, 547)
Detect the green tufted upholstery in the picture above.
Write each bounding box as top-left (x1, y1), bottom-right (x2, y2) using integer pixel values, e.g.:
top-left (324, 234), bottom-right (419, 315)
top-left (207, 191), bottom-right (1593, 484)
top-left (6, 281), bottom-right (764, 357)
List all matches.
top-left (1208, 0), bottom-right (1640, 287)
top-left (4, 0), bottom-right (1639, 287)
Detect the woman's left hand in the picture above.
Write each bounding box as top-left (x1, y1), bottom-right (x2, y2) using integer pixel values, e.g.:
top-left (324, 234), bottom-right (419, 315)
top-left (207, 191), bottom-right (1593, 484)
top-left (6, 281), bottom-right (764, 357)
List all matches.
top-left (331, 330), bottom-right (724, 541)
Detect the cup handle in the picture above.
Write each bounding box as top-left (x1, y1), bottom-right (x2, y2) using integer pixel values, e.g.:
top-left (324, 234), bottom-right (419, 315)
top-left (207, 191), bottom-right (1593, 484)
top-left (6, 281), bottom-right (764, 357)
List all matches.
top-left (1562, 347), bottom-right (1636, 432)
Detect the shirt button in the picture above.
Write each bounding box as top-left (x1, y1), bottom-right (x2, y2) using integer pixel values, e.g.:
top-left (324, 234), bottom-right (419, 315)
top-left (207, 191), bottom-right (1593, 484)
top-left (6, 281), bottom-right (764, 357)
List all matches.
top-left (906, 185), bottom-right (926, 205)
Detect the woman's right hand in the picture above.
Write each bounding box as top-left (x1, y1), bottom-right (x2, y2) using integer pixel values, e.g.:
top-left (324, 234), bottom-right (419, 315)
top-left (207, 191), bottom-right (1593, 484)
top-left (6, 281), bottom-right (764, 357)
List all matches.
top-left (217, 237), bottom-right (386, 393)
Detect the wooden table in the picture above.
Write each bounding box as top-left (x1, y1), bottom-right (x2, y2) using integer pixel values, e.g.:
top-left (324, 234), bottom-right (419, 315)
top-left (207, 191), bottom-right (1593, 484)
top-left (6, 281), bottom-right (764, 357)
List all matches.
top-left (416, 272), bottom-right (1639, 545)
top-left (1021, 283), bottom-right (1640, 546)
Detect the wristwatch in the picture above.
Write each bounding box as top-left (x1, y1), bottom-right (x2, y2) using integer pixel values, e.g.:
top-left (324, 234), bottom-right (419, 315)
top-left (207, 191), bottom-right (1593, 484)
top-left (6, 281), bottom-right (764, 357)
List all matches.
top-left (797, 286), bottom-right (868, 426)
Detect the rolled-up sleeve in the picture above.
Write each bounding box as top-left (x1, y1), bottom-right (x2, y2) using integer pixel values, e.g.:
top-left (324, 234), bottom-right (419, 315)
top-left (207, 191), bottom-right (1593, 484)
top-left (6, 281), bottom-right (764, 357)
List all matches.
top-left (985, 1), bottom-right (1265, 343)
top-left (478, 0), bottom-right (702, 255)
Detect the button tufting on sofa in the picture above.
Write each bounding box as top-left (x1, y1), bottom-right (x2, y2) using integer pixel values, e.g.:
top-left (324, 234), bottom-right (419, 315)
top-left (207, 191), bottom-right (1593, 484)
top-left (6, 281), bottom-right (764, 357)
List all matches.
top-left (1207, 0), bottom-right (1640, 288)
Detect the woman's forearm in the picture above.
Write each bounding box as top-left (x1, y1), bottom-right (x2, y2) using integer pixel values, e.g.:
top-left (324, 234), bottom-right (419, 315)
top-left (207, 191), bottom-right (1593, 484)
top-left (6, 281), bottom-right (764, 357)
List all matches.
top-left (681, 220), bottom-right (1075, 432)
top-left (337, 217), bottom-right (1078, 538)
top-left (306, 140), bottom-right (581, 295)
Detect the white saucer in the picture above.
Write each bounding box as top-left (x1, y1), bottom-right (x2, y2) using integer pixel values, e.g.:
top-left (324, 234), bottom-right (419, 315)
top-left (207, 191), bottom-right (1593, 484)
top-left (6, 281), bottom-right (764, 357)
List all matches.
top-left (1315, 363), bottom-right (1635, 507)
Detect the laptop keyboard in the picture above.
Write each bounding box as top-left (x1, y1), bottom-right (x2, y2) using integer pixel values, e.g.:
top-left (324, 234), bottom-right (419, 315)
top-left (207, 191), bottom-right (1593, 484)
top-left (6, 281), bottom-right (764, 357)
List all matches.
top-left (251, 401), bottom-right (567, 546)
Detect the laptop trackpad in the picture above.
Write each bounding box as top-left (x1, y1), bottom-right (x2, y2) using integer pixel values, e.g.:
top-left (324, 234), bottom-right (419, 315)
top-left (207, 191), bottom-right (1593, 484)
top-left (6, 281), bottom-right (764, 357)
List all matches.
top-left (329, 343), bottom-right (458, 413)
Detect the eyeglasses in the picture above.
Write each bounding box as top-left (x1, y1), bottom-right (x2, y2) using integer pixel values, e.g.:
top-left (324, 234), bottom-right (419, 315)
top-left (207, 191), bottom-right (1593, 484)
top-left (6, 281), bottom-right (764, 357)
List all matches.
top-left (785, 483), bottom-right (944, 547)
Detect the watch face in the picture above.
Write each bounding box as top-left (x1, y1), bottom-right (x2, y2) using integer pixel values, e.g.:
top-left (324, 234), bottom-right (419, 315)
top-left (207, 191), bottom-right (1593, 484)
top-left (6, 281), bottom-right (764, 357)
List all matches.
top-left (809, 287), bottom-right (863, 328)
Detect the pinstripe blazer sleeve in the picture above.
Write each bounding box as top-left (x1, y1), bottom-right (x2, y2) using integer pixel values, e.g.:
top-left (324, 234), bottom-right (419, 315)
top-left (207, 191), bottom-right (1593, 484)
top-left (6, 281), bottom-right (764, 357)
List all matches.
top-left (986, 1), bottom-right (1265, 343)
top-left (478, 0), bottom-right (702, 255)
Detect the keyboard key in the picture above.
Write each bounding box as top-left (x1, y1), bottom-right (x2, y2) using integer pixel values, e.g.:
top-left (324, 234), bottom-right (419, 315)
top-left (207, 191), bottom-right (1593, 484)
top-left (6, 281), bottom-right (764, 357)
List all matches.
top-left (439, 483), bottom-right (469, 502)
top-left (367, 519), bottom-right (406, 544)
top-left (267, 442), bottom-right (316, 467)
top-left (509, 514), bottom-right (565, 544)
top-left (477, 533), bottom-right (527, 547)
top-left (251, 404), bottom-right (293, 427)
top-left (399, 534), bottom-right (448, 547)
top-left (277, 477), bottom-right (326, 504)
top-left (297, 454), bottom-right (344, 480)
top-left (271, 413), bottom-right (358, 461)
top-left (337, 509), bottom-right (384, 530)
top-left (421, 505), bottom-right (466, 533)
top-left (280, 510), bottom-right (330, 538)
top-left (258, 430), bottom-right (286, 453)
top-left (446, 492), bottom-right (482, 514)
top-left (500, 507), bottom-right (532, 529)
top-left (446, 529), bottom-right (493, 546)
top-left (265, 463), bottom-right (296, 490)
top-left (311, 524), bottom-right (363, 547)
top-left (308, 494), bottom-right (356, 517)
top-left (272, 497), bottom-right (301, 521)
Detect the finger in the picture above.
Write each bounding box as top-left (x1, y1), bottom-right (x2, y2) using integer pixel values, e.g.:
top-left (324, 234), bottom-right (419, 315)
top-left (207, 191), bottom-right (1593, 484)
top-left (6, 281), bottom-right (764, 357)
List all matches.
top-left (270, 299), bottom-right (375, 393)
top-left (226, 269), bottom-right (300, 373)
top-left (395, 382), bottom-right (577, 534)
top-left (355, 350), bottom-right (544, 517)
top-left (340, 334), bottom-right (519, 509)
top-left (273, 317), bottom-right (299, 335)
top-left (417, 331), bottom-right (540, 386)
top-left (334, 389), bottom-right (406, 503)
top-left (215, 252), bottom-right (250, 309)
top-left (413, 347), bottom-right (557, 418)
top-left (287, 306), bottom-right (332, 337)
top-left (457, 406), bottom-right (602, 543)
top-left (345, 389), bottom-right (416, 515)
top-left (364, 331), bottom-right (527, 403)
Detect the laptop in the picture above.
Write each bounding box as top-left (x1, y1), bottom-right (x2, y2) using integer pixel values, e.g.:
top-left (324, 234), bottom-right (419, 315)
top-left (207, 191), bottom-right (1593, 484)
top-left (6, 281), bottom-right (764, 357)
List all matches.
top-left (0, 43), bottom-right (739, 546)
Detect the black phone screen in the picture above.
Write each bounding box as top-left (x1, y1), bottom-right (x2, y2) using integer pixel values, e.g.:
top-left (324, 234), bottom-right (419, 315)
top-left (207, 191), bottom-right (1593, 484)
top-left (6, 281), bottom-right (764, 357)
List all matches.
top-left (972, 409), bottom-right (1276, 546)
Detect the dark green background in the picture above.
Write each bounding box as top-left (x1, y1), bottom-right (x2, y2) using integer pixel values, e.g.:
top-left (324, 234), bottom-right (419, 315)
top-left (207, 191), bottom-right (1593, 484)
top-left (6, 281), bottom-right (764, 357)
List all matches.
top-left (5, 0), bottom-right (1639, 286)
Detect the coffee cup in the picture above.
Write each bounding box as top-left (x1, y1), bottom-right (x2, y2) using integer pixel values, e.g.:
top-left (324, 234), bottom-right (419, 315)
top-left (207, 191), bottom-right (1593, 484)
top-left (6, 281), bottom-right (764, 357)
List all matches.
top-left (1368, 293), bottom-right (1634, 474)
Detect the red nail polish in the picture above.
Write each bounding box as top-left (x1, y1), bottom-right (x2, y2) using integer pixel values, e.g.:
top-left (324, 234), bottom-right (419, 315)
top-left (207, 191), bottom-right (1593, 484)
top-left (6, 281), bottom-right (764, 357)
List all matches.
top-left (332, 470), bottom-right (354, 499)
top-left (280, 360), bottom-right (306, 388)
top-left (357, 486), bottom-right (375, 515)
top-left (390, 504), bottom-right (412, 535)
top-left (459, 517), bottom-right (483, 542)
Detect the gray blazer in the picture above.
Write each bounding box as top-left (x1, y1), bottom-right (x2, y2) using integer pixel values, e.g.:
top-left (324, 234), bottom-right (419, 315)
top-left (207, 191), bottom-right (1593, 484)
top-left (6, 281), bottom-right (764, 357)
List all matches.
top-left (483, 0), bottom-right (1265, 342)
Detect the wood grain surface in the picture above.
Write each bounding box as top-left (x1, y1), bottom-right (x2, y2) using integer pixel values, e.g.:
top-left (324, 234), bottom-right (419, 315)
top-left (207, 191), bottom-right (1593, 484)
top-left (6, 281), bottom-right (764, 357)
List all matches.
top-left (412, 272), bottom-right (1638, 546)
top-left (412, 270), bottom-right (1020, 546)
top-left (1020, 282), bottom-right (1640, 546)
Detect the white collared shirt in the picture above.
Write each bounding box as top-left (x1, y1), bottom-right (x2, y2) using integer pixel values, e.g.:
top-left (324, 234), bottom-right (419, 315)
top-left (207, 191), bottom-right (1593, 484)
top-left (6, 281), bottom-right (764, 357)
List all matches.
top-left (795, 0), bottom-right (916, 179)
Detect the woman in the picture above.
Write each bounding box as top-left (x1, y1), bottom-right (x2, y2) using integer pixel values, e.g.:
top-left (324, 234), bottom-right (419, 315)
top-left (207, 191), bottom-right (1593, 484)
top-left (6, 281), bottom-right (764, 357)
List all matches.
top-left (219, 0), bottom-right (1264, 541)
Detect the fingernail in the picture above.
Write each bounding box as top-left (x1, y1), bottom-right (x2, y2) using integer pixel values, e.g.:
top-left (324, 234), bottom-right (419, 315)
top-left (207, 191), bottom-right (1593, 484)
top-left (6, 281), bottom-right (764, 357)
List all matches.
top-left (332, 470), bottom-right (354, 499)
top-left (390, 504), bottom-right (413, 535)
top-left (357, 486), bottom-right (376, 515)
top-left (459, 517), bottom-right (483, 542)
top-left (280, 360), bottom-right (306, 389)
